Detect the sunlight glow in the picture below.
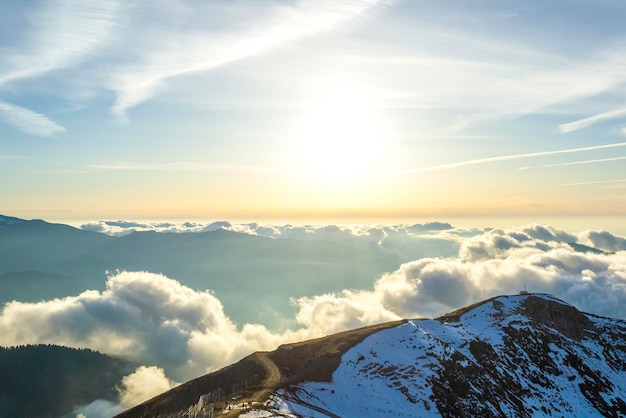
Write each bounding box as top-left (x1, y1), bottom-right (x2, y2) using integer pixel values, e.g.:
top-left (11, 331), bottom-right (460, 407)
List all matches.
top-left (297, 86), bottom-right (383, 181)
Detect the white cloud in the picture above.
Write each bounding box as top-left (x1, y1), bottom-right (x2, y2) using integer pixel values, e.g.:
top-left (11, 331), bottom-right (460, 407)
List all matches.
top-left (294, 290), bottom-right (399, 334)
top-left (0, 100), bottom-right (65, 137)
top-left (73, 365), bottom-right (178, 417)
top-left (0, 0), bottom-right (120, 136)
top-left (118, 366), bottom-right (178, 409)
top-left (578, 229), bottom-right (626, 252)
top-left (3, 1), bottom-right (625, 135)
top-left (0, 271), bottom-right (325, 381)
top-left (458, 224), bottom-right (578, 262)
top-left (79, 219), bottom-right (455, 241)
top-left (287, 225), bottom-right (626, 323)
top-left (108, 0), bottom-right (386, 118)
top-left (80, 219), bottom-right (231, 236)
top-left (0, 0), bottom-right (120, 86)
top-left (558, 107), bottom-right (626, 133)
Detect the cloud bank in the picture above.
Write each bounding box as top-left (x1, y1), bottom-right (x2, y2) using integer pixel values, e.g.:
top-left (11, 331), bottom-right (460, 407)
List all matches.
top-left (1, 225), bottom-right (625, 374)
top-left (0, 224), bottom-right (625, 414)
top-left (80, 219), bottom-right (456, 240)
top-left (578, 229), bottom-right (626, 252)
top-left (79, 220), bottom-right (463, 263)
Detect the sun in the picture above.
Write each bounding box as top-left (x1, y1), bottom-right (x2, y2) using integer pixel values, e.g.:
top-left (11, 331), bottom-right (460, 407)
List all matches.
top-left (297, 86), bottom-right (382, 182)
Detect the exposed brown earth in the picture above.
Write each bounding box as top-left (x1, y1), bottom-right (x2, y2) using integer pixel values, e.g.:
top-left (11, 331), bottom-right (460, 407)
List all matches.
top-left (115, 320), bottom-right (405, 418)
top-left (268, 320), bottom-right (407, 384)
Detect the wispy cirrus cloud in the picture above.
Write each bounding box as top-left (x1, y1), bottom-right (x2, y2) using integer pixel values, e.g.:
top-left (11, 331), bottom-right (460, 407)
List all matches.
top-left (544, 156), bottom-right (626, 167)
top-left (0, 0), bottom-right (120, 136)
top-left (0, 0), bottom-right (120, 86)
top-left (109, 0), bottom-right (387, 119)
top-left (562, 178), bottom-right (626, 187)
top-left (521, 155), bottom-right (626, 170)
top-left (0, 100), bottom-right (65, 137)
top-left (558, 107), bottom-right (626, 134)
top-left (329, 141), bottom-right (626, 183)
top-left (363, 26), bottom-right (626, 131)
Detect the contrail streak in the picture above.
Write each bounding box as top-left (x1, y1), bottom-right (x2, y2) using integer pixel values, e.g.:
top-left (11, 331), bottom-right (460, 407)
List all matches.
top-left (327, 142), bottom-right (626, 184)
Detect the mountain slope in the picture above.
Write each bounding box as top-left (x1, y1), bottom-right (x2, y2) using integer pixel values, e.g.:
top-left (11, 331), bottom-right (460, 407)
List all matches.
top-left (116, 293), bottom-right (626, 418)
top-left (0, 216), bottom-right (115, 308)
top-left (0, 344), bottom-right (135, 418)
top-left (0, 216), bottom-right (114, 273)
top-left (284, 294), bottom-right (626, 417)
top-left (114, 320), bottom-right (405, 418)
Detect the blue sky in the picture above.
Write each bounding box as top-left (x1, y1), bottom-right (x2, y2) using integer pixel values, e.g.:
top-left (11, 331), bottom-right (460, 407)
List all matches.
top-left (2, 0), bottom-right (626, 225)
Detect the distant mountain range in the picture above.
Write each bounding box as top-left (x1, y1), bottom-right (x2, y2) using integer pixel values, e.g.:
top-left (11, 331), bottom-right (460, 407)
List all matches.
top-left (116, 293), bottom-right (626, 418)
top-left (0, 214), bottom-right (457, 326)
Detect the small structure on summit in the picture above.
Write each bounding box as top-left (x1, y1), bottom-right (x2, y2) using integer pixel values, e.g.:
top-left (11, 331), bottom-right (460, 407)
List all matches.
top-left (519, 284), bottom-right (529, 295)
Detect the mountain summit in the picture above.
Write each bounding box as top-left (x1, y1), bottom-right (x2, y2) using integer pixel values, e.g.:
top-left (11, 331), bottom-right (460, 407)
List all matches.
top-left (0, 214), bottom-right (26, 227)
top-left (116, 293), bottom-right (626, 417)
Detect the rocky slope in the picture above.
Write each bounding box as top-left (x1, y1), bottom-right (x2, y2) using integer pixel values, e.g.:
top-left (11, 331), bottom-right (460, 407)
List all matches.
top-left (117, 293), bottom-right (626, 417)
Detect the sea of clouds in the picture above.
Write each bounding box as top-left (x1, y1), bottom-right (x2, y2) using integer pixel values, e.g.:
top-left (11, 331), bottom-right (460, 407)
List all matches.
top-left (1, 223), bottom-right (625, 416)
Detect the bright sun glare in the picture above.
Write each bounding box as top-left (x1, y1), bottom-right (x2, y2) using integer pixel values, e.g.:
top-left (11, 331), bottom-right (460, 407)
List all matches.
top-left (297, 86), bottom-right (382, 182)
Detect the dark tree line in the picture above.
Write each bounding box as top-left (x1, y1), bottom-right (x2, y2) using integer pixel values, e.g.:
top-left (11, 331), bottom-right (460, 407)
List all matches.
top-left (0, 344), bottom-right (136, 418)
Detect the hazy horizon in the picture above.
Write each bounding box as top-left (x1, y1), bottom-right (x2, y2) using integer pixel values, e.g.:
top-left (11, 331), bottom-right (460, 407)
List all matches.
top-left (30, 215), bottom-right (626, 238)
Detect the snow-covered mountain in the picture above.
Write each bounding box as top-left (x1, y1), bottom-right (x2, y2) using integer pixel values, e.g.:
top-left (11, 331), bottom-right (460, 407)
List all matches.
top-left (116, 293), bottom-right (626, 417)
top-left (280, 293), bottom-right (626, 417)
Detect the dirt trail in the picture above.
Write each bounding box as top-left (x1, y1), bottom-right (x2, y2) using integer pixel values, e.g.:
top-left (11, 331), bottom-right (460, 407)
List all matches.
top-left (252, 352), bottom-right (282, 401)
top-left (221, 352), bottom-right (282, 418)
top-left (118, 320), bottom-right (406, 418)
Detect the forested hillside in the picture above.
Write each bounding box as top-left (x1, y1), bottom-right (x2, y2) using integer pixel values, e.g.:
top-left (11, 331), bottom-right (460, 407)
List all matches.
top-left (0, 345), bottom-right (135, 418)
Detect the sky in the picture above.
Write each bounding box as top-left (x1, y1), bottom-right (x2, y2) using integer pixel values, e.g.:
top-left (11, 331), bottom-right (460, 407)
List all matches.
top-left (2, 0), bottom-right (626, 226)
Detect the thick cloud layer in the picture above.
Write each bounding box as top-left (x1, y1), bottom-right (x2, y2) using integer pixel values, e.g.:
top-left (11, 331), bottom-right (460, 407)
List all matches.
top-left (80, 219), bottom-right (455, 240)
top-left (78, 220), bottom-right (463, 263)
top-left (458, 225), bottom-right (575, 262)
top-left (0, 271), bottom-right (289, 380)
top-left (0, 224), bottom-right (625, 414)
top-left (578, 229), bottom-right (626, 252)
top-left (80, 220), bottom-right (232, 236)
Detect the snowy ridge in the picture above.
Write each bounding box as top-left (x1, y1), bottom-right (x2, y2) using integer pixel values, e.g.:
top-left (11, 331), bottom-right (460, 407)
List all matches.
top-left (272, 294), bottom-right (626, 417)
top-left (116, 293), bottom-right (626, 418)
